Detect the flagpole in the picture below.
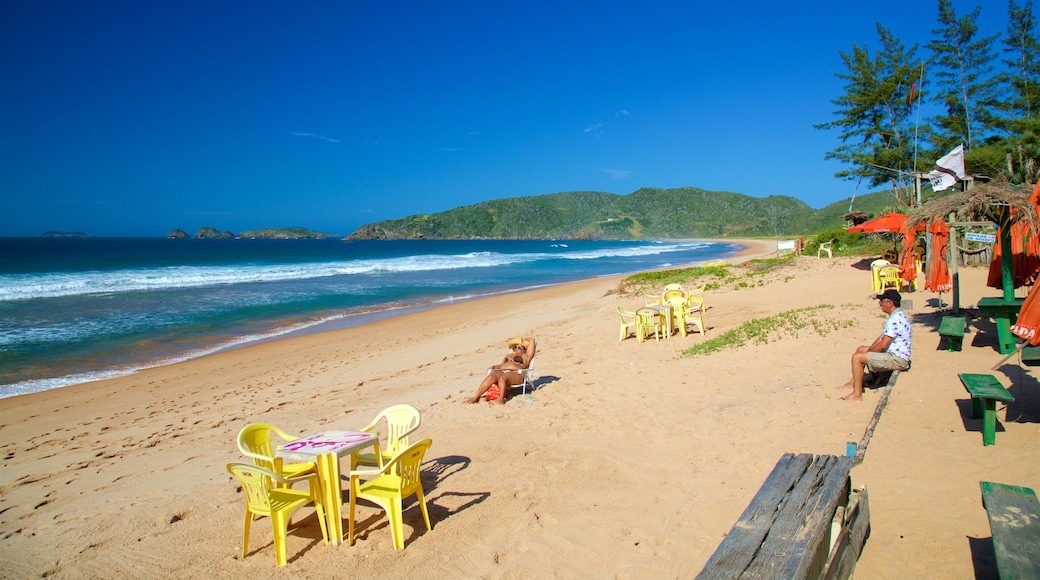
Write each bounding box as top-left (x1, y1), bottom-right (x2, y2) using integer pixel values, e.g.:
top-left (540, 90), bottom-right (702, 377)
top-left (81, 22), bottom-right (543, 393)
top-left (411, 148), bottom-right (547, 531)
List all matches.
top-left (911, 61), bottom-right (926, 207)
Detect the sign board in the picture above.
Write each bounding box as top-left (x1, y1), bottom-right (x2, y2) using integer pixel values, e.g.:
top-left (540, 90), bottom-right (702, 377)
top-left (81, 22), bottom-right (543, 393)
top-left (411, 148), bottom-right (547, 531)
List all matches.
top-left (777, 240), bottom-right (796, 255)
top-left (965, 232), bottom-right (996, 243)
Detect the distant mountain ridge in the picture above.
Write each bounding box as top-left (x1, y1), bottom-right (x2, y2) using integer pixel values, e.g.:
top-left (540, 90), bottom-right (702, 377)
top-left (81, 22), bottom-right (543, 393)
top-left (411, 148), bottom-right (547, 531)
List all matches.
top-left (347, 186), bottom-right (905, 240)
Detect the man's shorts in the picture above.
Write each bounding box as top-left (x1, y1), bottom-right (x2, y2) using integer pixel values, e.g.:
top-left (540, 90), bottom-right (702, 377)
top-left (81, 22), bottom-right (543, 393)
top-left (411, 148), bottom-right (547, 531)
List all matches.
top-left (866, 352), bottom-right (910, 372)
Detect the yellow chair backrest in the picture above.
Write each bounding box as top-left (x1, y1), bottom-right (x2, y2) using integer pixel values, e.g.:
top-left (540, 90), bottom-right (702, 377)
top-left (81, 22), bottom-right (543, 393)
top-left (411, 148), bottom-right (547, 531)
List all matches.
top-left (237, 423), bottom-right (316, 481)
top-left (662, 289), bottom-right (686, 303)
top-left (356, 404), bottom-right (422, 468)
top-left (663, 283), bottom-right (683, 291)
top-left (635, 308), bottom-right (663, 342)
top-left (878, 265), bottom-right (901, 290)
top-left (349, 439), bottom-right (434, 550)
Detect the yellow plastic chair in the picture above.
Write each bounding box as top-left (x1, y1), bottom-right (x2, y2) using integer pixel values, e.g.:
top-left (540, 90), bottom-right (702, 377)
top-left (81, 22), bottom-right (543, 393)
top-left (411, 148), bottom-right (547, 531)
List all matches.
top-left (818, 239), bottom-right (835, 258)
top-left (617, 306), bottom-right (638, 341)
top-left (354, 404), bottom-right (421, 469)
top-left (878, 265), bottom-right (901, 291)
top-left (226, 462), bottom-right (329, 567)
top-left (665, 295), bottom-right (688, 337)
top-left (635, 308), bottom-right (664, 342)
top-left (682, 297), bottom-right (706, 336)
top-left (238, 423), bottom-right (317, 487)
top-left (685, 284), bottom-right (706, 310)
top-left (348, 439), bottom-right (433, 551)
top-left (870, 259), bottom-right (891, 292)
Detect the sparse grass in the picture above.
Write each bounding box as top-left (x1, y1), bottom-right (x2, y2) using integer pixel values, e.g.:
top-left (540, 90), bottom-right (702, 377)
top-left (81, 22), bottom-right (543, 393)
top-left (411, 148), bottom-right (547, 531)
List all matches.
top-left (683, 305), bottom-right (857, 356)
top-left (620, 264), bottom-right (730, 293)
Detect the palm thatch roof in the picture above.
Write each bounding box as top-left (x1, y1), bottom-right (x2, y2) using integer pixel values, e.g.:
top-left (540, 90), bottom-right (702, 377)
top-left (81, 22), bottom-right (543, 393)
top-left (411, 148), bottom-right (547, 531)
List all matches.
top-left (907, 179), bottom-right (1039, 235)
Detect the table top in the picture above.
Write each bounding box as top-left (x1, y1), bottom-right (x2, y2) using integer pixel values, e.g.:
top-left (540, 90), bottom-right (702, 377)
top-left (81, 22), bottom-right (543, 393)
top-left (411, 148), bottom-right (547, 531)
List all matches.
top-left (276, 430), bottom-right (375, 461)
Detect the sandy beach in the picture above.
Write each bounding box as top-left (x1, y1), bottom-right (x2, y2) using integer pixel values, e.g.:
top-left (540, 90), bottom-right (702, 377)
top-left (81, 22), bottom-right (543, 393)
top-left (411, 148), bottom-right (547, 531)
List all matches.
top-left (1, 238), bottom-right (1037, 579)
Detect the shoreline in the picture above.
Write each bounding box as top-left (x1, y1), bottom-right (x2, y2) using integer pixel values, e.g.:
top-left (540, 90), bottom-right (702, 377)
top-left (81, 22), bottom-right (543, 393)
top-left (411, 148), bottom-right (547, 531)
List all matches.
top-left (14, 239), bottom-right (1033, 577)
top-left (0, 238), bottom-right (774, 401)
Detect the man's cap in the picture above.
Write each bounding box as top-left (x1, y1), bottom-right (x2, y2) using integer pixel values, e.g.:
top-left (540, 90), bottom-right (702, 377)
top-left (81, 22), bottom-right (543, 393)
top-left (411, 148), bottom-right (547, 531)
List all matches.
top-left (876, 289), bottom-right (902, 305)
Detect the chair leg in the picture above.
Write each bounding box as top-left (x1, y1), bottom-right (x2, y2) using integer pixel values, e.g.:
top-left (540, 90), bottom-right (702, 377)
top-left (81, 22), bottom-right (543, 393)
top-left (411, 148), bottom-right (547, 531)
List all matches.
top-left (348, 487), bottom-right (357, 546)
top-left (272, 512), bottom-right (288, 567)
top-left (390, 497), bottom-right (404, 550)
top-left (417, 488), bottom-right (432, 532)
top-left (314, 495), bottom-right (329, 545)
top-left (242, 510), bottom-right (253, 558)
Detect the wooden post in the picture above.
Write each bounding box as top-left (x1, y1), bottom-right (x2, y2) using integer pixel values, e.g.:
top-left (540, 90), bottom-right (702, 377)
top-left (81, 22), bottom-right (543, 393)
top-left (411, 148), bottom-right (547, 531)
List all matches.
top-left (1000, 207), bottom-right (1014, 301)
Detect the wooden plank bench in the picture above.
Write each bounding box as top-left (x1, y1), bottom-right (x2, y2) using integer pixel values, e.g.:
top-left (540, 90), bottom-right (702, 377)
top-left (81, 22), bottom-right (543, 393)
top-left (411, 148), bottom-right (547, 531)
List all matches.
top-left (697, 453), bottom-right (868, 579)
top-left (958, 373), bottom-right (1016, 446)
top-left (938, 316), bottom-right (966, 352)
top-left (1022, 345), bottom-right (1040, 367)
top-left (980, 481), bottom-right (1040, 579)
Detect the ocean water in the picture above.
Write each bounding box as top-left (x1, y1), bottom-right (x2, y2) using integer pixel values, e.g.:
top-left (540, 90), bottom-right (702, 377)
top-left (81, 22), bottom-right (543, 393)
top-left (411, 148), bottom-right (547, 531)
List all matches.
top-left (0, 237), bottom-right (744, 398)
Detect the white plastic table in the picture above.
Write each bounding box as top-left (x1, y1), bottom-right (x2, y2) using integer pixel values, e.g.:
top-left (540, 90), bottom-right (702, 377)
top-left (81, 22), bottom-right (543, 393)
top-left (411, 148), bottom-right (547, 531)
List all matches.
top-left (277, 430), bottom-right (378, 546)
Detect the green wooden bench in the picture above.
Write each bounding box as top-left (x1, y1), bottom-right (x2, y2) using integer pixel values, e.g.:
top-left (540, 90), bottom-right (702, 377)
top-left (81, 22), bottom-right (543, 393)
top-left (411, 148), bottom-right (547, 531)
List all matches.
top-left (938, 316), bottom-right (966, 352)
top-left (1022, 345), bottom-right (1040, 367)
top-left (697, 453), bottom-right (868, 579)
top-left (980, 481), bottom-right (1040, 579)
top-left (958, 373), bottom-right (1016, 446)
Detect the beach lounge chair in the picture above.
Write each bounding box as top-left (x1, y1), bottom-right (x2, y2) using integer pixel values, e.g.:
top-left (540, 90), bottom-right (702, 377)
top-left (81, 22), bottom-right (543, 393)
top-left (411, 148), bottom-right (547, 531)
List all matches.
top-left (238, 423), bottom-right (317, 487)
top-left (348, 439), bottom-right (434, 551)
top-left (226, 462), bottom-right (329, 566)
top-left (354, 404), bottom-right (421, 469)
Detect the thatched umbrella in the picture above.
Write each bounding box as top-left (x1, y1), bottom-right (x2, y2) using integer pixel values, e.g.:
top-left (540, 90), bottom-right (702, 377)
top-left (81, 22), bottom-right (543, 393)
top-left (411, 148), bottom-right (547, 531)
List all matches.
top-left (908, 179), bottom-right (1039, 301)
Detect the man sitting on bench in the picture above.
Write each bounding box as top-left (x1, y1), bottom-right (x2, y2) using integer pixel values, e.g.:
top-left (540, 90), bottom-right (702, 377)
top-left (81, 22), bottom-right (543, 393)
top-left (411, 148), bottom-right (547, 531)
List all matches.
top-left (838, 289), bottom-right (912, 401)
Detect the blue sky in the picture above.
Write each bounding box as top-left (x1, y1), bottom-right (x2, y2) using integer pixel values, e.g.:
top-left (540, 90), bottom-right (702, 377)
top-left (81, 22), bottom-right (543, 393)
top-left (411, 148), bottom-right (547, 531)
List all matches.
top-left (0, 1), bottom-right (1011, 237)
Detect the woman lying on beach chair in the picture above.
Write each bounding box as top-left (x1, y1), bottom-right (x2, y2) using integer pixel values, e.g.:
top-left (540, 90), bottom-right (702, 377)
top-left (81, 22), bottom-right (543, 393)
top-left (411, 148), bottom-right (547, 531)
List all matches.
top-left (467, 336), bottom-right (537, 405)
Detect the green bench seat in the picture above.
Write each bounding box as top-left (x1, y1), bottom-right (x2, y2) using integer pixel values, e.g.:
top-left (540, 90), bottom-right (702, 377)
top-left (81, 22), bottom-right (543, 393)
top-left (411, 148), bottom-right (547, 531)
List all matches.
top-left (958, 373), bottom-right (1015, 446)
top-left (980, 481), bottom-right (1040, 579)
top-left (1022, 345), bottom-right (1040, 367)
top-left (938, 316), bottom-right (966, 351)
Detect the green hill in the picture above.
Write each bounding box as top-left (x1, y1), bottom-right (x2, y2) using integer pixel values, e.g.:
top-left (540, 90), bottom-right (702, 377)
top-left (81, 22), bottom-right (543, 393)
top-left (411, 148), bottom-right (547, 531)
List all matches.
top-left (348, 187), bottom-right (911, 240)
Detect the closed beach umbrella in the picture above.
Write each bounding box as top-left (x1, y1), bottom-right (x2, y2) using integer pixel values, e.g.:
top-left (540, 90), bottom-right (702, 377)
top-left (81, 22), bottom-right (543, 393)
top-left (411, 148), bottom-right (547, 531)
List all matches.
top-left (899, 229), bottom-right (917, 286)
top-left (986, 182), bottom-right (1040, 289)
top-left (1010, 281), bottom-right (1040, 345)
top-left (925, 220), bottom-right (952, 292)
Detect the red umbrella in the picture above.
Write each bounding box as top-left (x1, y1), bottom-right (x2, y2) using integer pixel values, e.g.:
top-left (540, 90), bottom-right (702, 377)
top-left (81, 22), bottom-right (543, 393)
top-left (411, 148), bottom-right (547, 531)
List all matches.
top-left (847, 212), bottom-right (914, 233)
top-left (925, 220), bottom-right (952, 292)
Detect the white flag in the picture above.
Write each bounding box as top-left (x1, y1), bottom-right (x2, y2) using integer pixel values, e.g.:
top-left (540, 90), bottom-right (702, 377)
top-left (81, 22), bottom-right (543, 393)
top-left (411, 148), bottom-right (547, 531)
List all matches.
top-left (926, 144), bottom-right (966, 192)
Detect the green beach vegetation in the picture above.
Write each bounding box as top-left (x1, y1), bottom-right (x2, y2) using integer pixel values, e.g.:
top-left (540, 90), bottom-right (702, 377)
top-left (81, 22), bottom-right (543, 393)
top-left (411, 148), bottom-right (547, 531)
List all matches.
top-left (683, 304), bottom-right (857, 357)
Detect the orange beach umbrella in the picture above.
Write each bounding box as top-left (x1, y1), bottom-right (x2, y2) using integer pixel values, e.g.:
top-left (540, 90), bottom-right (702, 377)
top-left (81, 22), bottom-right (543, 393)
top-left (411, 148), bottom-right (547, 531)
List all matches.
top-left (847, 212), bottom-right (915, 233)
top-left (1011, 281), bottom-right (1040, 345)
top-left (987, 183), bottom-right (1040, 290)
top-left (925, 220), bottom-right (952, 293)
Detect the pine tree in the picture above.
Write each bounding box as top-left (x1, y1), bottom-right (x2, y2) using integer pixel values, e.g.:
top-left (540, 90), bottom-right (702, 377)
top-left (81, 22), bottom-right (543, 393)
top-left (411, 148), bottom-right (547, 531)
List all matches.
top-left (994, 0), bottom-right (1040, 183)
top-left (816, 24), bottom-right (922, 207)
top-left (999, 0), bottom-right (1040, 129)
top-left (927, 0), bottom-right (1001, 152)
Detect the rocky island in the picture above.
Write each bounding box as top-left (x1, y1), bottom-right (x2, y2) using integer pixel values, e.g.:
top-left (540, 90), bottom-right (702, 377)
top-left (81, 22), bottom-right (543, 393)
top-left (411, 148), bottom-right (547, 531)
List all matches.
top-left (166, 227), bottom-right (327, 239)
